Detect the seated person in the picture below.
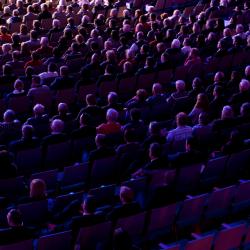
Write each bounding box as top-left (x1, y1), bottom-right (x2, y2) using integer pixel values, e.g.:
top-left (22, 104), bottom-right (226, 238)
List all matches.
top-left (96, 108), bottom-right (121, 135)
top-left (41, 119), bottom-right (67, 148)
top-left (9, 124), bottom-right (40, 154)
top-left (25, 104), bottom-right (50, 138)
top-left (107, 186), bottom-right (141, 221)
top-left (169, 136), bottom-right (206, 168)
top-left (88, 134), bottom-right (116, 166)
top-left (0, 209), bottom-right (34, 245)
top-left (132, 143), bottom-right (168, 177)
top-left (19, 178), bottom-right (47, 204)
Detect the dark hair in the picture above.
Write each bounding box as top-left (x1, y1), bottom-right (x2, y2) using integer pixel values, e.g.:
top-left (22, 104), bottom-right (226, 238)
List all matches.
top-left (150, 142), bottom-right (161, 158)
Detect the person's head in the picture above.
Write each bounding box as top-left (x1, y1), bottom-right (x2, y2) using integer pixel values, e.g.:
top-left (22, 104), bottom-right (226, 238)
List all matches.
top-left (195, 93), bottom-right (209, 110)
top-left (176, 112), bottom-right (188, 127)
top-left (95, 134), bottom-right (106, 148)
top-left (214, 71), bottom-right (224, 83)
top-left (192, 77), bottom-right (202, 90)
top-left (240, 102), bottom-right (250, 117)
top-left (52, 19), bottom-right (61, 28)
top-left (136, 89), bottom-right (147, 102)
top-left (152, 83), bottom-right (162, 96)
top-left (119, 186), bottom-right (134, 204)
top-left (2, 43), bottom-right (11, 54)
top-left (3, 109), bottom-right (15, 123)
top-left (58, 102), bottom-right (68, 115)
top-left (80, 113), bottom-right (90, 127)
top-left (7, 209), bottom-right (23, 227)
top-left (51, 119), bottom-right (64, 133)
top-left (30, 30), bottom-right (38, 40)
top-left (33, 103), bottom-right (45, 117)
top-left (229, 129), bottom-right (242, 143)
top-left (149, 142), bottom-right (161, 160)
top-left (171, 38), bottom-right (181, 48)
top-left (12, 9), bottom-right (19, 17)
top-left (60, 66), bottom-right (69, 77)
top-left (107, 92), bottom-right (118, 105)
top-left (31, 51), bottom-right (40, 61)
top-left (13, 79), bottom-right (24, 92)
top-left (106, 108), bottom-right (118, 122)
top-left (123, 61), bottom-right (132, 73)
top-left (22, 124), bottom-right (33, 139)
top-left (245, 65), bottom-right (250, 77)
top-left (81, 195), bottom-right (96, 214)
top-left (223, 27), bottom-right (231, 37)
top-left (48, 62), bottom-right (57, 73)
top-left (176, 80), bottom-right (185, 92)
top-left (198, 112), bottom-right (209, 125)
top-left (91, 53), bottom-right (99, 64)
top-left (221, 105), bottom-right (234, 119)
top-left (106, 50), bottom-right (116, 62)
top-left (239, 79), bottom-right (250, 92)
top-left (213, 85), bottom-right (223, 98)
top-left (86, 94), bottom-right (96, 106)
top-left (124, 129), bottom-right (136, 143)
top-left (149, 121), bottom-right (161, 135)
top-left (30, 179), bottom-right (46, 199)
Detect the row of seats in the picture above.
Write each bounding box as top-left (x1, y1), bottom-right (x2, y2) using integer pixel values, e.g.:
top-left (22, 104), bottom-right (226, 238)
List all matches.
top-left (3, 178), bottom-right (250, 250)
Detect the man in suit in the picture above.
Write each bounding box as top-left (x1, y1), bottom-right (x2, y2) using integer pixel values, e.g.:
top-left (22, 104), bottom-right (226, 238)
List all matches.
top-left (9, 124), bottom-right (39, 154)
top-left (107, 186), bottom-right (141, 221)
top-left (0, 209), bottom-right (34, 245)
top-left (88, 134), bottom-right (116, 166)
top-left (50, 66), bottom-right (74, 91)
top-left (41, 119), bottom-right (67, 148)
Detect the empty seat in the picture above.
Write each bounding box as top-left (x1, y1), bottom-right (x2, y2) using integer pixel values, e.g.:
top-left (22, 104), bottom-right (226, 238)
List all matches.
top-left (15, 146), bottom-right (42, 175)
top-left (185, 234), bottom-right (214, 250)
top-left (90, 156), bottom-right (117, 187)
top-left (213, 223), bottom-right (246, 250)
top-left (43, 141), bottom-right (71, 170)
top-left (116, 212), bottom-right (147, 241)
top-left (232, 180), bottom-right (250, 214)
top-left (0, 239), bottom-right (33, 250)
top-left (37, 230), bottom-right (72, 250)
top-left (55, 88), bottom-right (76, 105)
top-left (176, 193), bottom-right (208, 229)
top-left (61, 164), bottom-right (89, 192)
top-left (88, 184), bottom-right (116, 207)
top-left (76, 221), bottom-right (112, 250)
top-left (17, 200), bottom-right (49, 226)
top-left (147, 203), bottom-right (177, 239)
top-left (204, 185), bottom-right (237, 221)
top-left (175, 163), bottom-right (203, 195)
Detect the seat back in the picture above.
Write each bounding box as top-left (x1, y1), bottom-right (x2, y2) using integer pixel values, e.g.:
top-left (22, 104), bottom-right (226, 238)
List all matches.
top-left (78, 84), bottom-right (96, 102)
top-left (205, 185), bottom-right (237, 220)
top-left (147, 203), bottom-right (177, 234)
top-left (98, 80), bottom-right (117, 98)
top-left (76, 221), bottom-right (112, 250)
top-left (44, 141), bottom-right (71, 169)
top-left (177, 194), bottom-right (208, 228)
top-left (176, 164), bottom-right (203, 194)
top-left (37, 230), bottom-right (72, 250)
top-left (0, 240), bottom-right (33, 250)
top-left (118, 76), bottom-right (136, 99)
top-left (31, 91), bottom-right (53, 110)
top-left (30, 169), bottom-right (58, 191)
top-left (62, 163), bottom-right (89, 187)
top-left (8, 95), bottom-right (30, 114)
top-left (185, 234), bottom-right (214, 250)
top-left (17, 200), bottom-right (48, 226)
top-left (0, 176), bottom-right (26, 199)
top-left (137, 72), bottom-right (156, 91)
top-left (200, 156), bottom-right (228, 188)
top-left (225, 149), bottom-right (250, 182)
top-left (88, 184), bottom-right (116, 207)
top-left (16, 147), bottom-right (42, 175)
top-left (91, 156), bottom-right (117, 187)
top-left (55, 88), bottom-right (76, 105)
top-left (214, 224), bottom-right (246, 250)
top-left (116, 212), bottom-right (147, 239)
